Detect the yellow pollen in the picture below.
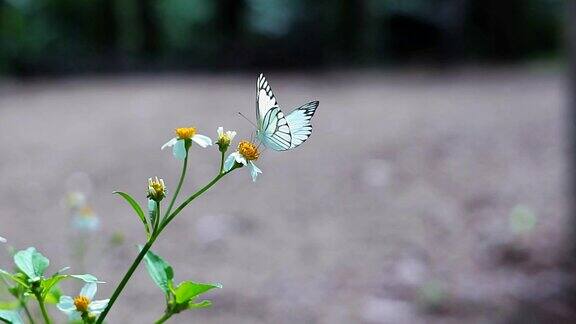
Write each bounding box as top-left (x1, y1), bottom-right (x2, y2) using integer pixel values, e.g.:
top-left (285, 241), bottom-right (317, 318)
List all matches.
top-left (74, 295), bottom-right (90, 312)
top-left (238, 140), bottom-right (259, 161)
top-left (150, 182), bottom-right (163, 194)
top-left (175, 127), bottom-right (196, 139)
top-left (219, 133), bottom-right (231, 145)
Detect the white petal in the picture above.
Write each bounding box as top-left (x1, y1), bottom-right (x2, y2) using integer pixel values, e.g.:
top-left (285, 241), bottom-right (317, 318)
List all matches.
top-left (80, 282), bottom-right (97, 300)
top-left (89, 299), bottom-right (110, 314)
top-left (0, 236), bottom-right (5, 243)
top-left (57, 296), bottom-right (75, 312)
top-left (217, 127), bottom-right (223, 137)
top-left (192, 134), bottom-right (213, 148)
top-left (68, 311), bottom-right (81, 321)
top-left (173, 139), bottom-right (187, 160)
top-left (227, 131), bottom-right (237, 141)
top-left (161, 137), bottom-right (178, 150)
top-left (249, 162), bottom-right (262, 182)
top-left (224, 153), bottom-right (237, 172)
top-left (234, 154), bottom-right (247, 166)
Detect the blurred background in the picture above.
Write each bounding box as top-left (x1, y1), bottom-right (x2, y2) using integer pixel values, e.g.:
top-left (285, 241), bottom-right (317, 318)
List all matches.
top-left (0, 0), bottom-right (565, 74)
top-left (0, 0), bottom-right (571, 323)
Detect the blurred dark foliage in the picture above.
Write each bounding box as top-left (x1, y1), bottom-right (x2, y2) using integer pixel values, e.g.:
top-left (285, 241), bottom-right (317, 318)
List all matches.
top-left (0, 0), bottom-right (564, 76)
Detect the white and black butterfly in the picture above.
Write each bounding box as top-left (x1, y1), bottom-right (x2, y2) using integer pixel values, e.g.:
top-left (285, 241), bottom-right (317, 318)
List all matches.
top-left (255, 73), bottom-right (319, 151)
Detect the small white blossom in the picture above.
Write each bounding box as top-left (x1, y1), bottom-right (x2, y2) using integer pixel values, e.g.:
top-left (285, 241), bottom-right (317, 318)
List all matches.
top-left (162, 127), bottom-right (212, 160)
top-left (224, 140), bottom-right (262, 182)
top-left (57, 282), bottom-right (109, 321)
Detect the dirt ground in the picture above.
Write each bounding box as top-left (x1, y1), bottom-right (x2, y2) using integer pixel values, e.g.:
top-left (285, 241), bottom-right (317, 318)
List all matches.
top-left (0, 69), bottom-right (569, 323)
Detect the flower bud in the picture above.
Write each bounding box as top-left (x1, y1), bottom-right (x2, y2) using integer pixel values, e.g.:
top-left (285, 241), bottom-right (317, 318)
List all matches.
top-left (147, 177), bottom-right (166, 202)
top-left (217, 127), bottom-right (236, 153)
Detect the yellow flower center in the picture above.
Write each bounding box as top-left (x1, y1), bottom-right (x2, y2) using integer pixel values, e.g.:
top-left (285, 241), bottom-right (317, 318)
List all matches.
top-left (238, 140), bottom-right (259, 161)
top-left (74, 295), bottom-right (90, 313)
top-left (218, 133), bottom-right (231, 146)
top-left (150, 182), bottom-right (164, 194)
top-left (175, 127), bottom-right (196, 139)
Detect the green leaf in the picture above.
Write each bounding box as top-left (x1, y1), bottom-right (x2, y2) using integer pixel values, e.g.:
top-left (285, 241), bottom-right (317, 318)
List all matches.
top-left (13, 247), bottom-right (49, 282)
top-left (40, 273), bottom-right (104, 299)
top-left (114, 191), bottom-right (150, 235)
top-left (40, 274), bottom-right (66, 298)
top-left (0, 271), bottom-right (28, 289)
top-left (0, 301), bottom-right (20, 310)
top-left (189, 300), bottom-right (212, 309)
top-left (0, 309), bottom-right (23, 324)
top-left (70, 274), bottom-right (105, 283)
top-left (174, 281), bottom-right (221, 304)
top-left (141, 247), bottom-right (173, 294)
top-left (0, 269), bottom-right (18, 285)
top-left (44, 286), bottom-right (62, 304)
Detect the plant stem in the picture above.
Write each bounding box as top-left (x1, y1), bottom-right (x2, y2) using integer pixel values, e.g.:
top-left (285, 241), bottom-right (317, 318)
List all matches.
top-left (154, 201), bottom-right (161, 233)
top-left (95, 237), bottom-right (157, 324)
top-left (219, 150), bottom-right (225, 173)
top-left (95, 166), bottom-right (235, 324)
top-left (21, 301), bottom-right (35, 324)
top-left (163, 153), bottom-right (188, 222)
top-left (34, 293), bottom-right (51, 324)
top-left (158, 171), bottom-right (227, 233)
top-left (1, 276), bottom-right (35, 324)
top-left (154, 312), bottom-right (173, 324)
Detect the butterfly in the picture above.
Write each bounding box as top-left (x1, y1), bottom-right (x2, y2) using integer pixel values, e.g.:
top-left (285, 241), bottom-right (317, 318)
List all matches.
top-left (255, 73), bottom-right (319, 151)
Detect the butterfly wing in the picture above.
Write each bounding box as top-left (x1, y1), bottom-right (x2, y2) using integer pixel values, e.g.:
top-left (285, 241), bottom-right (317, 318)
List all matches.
top-left (256, 73), bottom-right (278, 124)
top-left (256, 74), bottom-right (292, 151)
top-left (259, 106), bottom-right (292, 151)
top-left (285, 101), bottom-right (319, 149)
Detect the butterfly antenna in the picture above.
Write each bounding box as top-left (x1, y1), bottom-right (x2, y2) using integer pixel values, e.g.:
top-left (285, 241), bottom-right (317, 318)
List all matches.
top-left (237, 112), bottom-right (256, 127)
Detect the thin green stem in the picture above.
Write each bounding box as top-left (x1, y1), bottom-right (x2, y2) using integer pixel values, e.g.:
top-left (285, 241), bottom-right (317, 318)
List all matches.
top-left (34, 293), bottom-right (51, 324)
top-left (21, 300), bottom-right (35, 324)
top-left (95, 238), bottom-right (157, 324)
top-left (95, 160), bottom-right (238, 324)
top-left (154, 201), bottom-right (161, 233)
top-left (1, 276), bottom-right (35, 324)
top-left (163, 153), bottom-right (189, 222)
top-left (154, 312), bottom-right (173, 324)
top-left (158, 171), bottom-right (228, 233)
top-left (219, 150), bottom-right (225, 173)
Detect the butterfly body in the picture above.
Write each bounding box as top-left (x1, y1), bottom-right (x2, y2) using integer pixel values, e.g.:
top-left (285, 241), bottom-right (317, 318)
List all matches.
top-left (255, 74), bottom-right (319, 151)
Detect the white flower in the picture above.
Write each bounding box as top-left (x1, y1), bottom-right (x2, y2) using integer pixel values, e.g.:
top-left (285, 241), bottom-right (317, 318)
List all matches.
top-left (217, 127), bottom-right (236, 145)
top-left (217, 126), bottom-right (236, 152)
top-left (0, 236), bottom-right (5, 243)
top-left (71, 206), bottom-right (100, 232)
top-left (65, 192), bottom-right (87, 210)
top-left (224, 140), bottom-right (262, 182)
top-left (161, 127), bottom-right (212, 160)
top-left (57, 282), bottom-right (109, 321)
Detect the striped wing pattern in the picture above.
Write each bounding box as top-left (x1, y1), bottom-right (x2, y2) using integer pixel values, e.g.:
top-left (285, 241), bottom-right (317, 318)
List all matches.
top-left (285, 101), bottom-right (319, 149)
top-left (261, 106), bottom-right (292, 151)
top-left (255, 73), bottom-right (319, 151)
top-left (256, 73), bottom-right (278, 122)
top-left (256, 73), bottom-right (292, 151)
